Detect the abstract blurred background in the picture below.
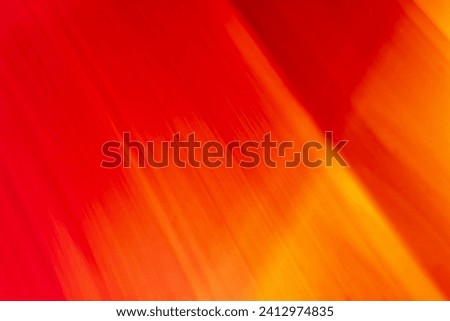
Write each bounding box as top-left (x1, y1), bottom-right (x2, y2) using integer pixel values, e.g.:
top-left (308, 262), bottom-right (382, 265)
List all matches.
top-left (0, 0), bottom-right (449, 300)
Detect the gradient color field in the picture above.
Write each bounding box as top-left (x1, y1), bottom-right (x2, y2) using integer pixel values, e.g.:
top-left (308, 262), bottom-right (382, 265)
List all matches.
top-left (1, 0), bottom-right (450, 300)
